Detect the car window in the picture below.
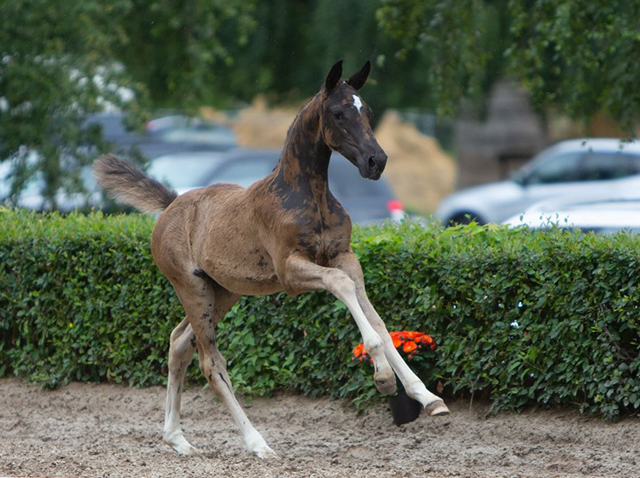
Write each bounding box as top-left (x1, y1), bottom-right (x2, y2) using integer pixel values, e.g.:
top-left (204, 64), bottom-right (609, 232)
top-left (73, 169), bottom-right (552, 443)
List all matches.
top-left (630, 154), bottom-right (640, 174)
top-left (209, 158), bottom-right (276, 188)
top-left (526, 152), bottom-right (583, 184)
top-left (578, 152), bottom-right (640, 180)
top-left (148, 156), bottom-right (224, 188)
top-left (328, 160), bottom-right (393, 198)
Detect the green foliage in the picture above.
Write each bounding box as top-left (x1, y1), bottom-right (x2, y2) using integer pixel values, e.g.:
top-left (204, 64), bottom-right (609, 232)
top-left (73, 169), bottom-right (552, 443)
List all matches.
top-left (117, 0), bottom-right (257, 108)
top-left (204, 0), bottom-right (439, 116)
top-left (0, 0), bottom-right (254, 202)
top-left (378, 0), bottom-right (640, 129)
top-left (1, 209), bottom-right (640, 420)
top-left (377, 0), bottom-right (492, 116)
top-left (0, 0), bottom-right (145, 205)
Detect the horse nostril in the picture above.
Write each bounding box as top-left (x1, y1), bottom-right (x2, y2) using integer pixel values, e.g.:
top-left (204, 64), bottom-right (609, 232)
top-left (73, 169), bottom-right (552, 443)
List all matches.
top-left (368, 155), bottom-right (377, 170)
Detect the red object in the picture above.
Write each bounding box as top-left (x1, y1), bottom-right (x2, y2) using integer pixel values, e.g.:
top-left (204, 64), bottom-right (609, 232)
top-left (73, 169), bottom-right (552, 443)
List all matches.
top-left (352, 330), bottom-right (436, 361)
top-left (387, 200), bottom-right (404, 211)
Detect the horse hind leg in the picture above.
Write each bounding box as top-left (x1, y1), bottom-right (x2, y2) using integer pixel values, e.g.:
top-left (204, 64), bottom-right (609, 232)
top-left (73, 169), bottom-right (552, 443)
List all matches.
top-left (163, 316), bottom-right (198, 455)
top-left (172, 272), bottom-right (277, 459)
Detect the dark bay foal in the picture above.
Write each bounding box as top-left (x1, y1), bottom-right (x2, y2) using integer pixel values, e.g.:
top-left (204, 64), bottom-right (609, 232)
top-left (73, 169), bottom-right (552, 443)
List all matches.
top-left (94, 60), bottom-right (448, 459)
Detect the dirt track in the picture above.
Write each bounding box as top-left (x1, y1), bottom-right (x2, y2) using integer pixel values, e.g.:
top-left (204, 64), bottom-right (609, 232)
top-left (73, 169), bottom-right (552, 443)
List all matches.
top-left (1, 377), bottom-right (638, 477)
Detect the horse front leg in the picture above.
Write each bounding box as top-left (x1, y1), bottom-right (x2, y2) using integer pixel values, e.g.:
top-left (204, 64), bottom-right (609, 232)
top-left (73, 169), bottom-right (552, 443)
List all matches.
top-left (282, 256), bottom-right (396, 395)
top-left (356, 288), bottom-right (449, 415)
top-left (334, 253), bottom-right (449, 416)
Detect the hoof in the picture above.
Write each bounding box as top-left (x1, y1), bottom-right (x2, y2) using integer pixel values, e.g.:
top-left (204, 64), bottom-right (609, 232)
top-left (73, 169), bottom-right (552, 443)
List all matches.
top-left (165, 435), bottom-right (198, 455)
top-left (374, 376), bottom-right (397, 396)
top-left (254, 445), bottom-right (279, 460)
top-left (246, 431), bottom-right (278, 460)
top-left (249, 441), bottom-right (278, 460)
top-left (424, 399), bottom-right (450, 416)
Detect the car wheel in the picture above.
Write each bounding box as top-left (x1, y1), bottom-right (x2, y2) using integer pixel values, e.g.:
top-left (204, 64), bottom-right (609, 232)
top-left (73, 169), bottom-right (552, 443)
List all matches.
top-left (447, 212), bottom-right (485, 226)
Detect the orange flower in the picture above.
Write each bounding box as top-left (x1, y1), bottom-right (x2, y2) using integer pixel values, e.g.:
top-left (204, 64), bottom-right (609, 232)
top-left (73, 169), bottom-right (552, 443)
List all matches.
top-left (402, 341), bottom-right (417, 353)
top-left (353, 330), bottom-right (436, 361)
top-left (391, 335), bottom-right (402, 348)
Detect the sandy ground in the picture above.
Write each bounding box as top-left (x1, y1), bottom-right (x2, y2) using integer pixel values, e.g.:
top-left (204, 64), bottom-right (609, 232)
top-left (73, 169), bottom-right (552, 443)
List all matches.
top-left (1, 378), bottom-right (638, 477)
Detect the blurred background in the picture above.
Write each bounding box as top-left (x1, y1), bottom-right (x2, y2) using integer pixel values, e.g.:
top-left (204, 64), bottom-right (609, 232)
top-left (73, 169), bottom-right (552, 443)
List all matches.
top-left (1, 0), bottom-right (639, 229)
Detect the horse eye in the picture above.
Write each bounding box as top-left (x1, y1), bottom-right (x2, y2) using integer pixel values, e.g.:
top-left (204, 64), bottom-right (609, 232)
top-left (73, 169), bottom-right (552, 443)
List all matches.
top-left (332, 111), bottom-right (343, 120)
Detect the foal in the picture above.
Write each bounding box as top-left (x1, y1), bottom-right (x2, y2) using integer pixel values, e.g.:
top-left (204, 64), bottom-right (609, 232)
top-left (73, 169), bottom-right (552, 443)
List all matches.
top-left (94, 60), bottom-right (448, 459)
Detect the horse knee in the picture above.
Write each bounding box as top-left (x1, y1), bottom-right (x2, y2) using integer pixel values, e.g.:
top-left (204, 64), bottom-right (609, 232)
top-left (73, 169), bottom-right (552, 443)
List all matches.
top-left (364, 334), bottom-right (385, 356)
top-left (325, 270), bottom-right (357, 300)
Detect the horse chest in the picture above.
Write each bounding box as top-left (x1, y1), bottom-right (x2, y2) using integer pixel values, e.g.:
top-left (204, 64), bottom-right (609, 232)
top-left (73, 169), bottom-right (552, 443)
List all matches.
top-left (292, 200), bottom-right (351, 266)
top-left (309, 236), bottom-right (347, 266)
top-left (295, 221), bottom-right (350, 266)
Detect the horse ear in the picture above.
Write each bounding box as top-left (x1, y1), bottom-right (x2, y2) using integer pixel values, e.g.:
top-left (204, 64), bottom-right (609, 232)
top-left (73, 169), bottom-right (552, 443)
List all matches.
top-left (325, 60), bottom-right (343, 92)
top-left (347, 60), bottom-right (371, 91)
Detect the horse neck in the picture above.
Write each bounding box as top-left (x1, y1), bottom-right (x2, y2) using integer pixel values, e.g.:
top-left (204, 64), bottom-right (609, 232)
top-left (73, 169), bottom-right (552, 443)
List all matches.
top-left (275, 95), bottom-right (331, 195)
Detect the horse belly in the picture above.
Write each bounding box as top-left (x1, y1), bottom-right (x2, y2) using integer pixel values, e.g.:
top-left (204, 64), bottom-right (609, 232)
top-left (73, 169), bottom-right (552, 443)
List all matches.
top-left (200, 248), bottom-right (283, 296)
top-left (215, 269), bottom-right (283, 296)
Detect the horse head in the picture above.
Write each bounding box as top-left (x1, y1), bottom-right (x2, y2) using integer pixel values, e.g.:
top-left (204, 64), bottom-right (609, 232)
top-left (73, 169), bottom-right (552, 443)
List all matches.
top-left (320, 60), bottom-right (388, 180)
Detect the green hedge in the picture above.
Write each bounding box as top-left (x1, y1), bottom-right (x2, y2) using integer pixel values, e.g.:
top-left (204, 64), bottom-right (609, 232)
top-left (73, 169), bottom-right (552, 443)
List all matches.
top-left (1, 208), bottom-right (639, 419)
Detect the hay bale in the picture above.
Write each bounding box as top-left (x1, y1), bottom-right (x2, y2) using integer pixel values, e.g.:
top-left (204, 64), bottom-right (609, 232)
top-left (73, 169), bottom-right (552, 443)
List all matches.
top-left (375, 111), bottom-right (456, 213)
top-left (231, 96), bottom-right (298, 149)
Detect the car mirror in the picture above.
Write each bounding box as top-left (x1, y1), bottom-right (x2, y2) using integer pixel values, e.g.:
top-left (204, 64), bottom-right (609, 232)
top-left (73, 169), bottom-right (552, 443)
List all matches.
top-left (511, 170), bottom-right (528, 186)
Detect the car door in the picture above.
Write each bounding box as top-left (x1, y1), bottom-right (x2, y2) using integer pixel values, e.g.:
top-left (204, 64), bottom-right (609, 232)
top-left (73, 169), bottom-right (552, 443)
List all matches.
top-left (518, 151), bottom-right (628, 209)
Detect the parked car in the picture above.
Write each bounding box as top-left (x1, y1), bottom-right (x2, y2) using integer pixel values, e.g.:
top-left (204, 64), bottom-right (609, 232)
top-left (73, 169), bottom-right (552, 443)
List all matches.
top-left (435, 138), bottom-right (640, 225)
top-left (0, 153), bottom-right (103, 212)
top-left (1, 113), bottom-right (237, 213)
top-left (145, 115), bottom-right (237, 148)
top-left (86, 113), bottom-right (237, 158)
top-left (146, 149), bottom-right (404, 224)
top-left (503, 190), bottom-right (640, 234)
top-left (147, 151), bottom-right (230, 195)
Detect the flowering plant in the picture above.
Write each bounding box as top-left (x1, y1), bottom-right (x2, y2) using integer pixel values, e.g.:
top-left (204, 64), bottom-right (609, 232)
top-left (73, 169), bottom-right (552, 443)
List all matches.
top-left (352, 330), bottom-right (436, 362)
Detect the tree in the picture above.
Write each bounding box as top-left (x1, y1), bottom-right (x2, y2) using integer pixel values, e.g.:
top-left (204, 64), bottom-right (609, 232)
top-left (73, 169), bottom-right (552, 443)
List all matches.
top-left (0, 0), bottom-right (138, 205)
top-left (206, 0), bottom-right (440, 117)
top-left (0, 0), bottom-right (255, 206)
top-left (116, 0), bottom-right (257, 109)
top-left (377, 0), bottom-right (640, 130)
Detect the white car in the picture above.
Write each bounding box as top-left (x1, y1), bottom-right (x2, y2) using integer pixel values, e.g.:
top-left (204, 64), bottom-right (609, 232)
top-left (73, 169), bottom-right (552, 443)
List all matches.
top-left (435, 138), bottom-right (640, 225)
top-left (503, 191), bottom-right (640, 234)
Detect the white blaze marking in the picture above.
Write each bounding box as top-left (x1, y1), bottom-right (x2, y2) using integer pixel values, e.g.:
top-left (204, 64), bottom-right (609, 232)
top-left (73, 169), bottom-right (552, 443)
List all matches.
top-left (352, 94), bottom-right (363, 113)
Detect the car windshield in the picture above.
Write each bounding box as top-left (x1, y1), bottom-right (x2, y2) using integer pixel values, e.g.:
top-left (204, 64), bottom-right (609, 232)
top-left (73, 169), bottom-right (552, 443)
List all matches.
top-left (148, 154), bottom-right (226, 189)
top-left (205, 156), bottom-right (277, 187)
top-left (515, 143), bottom-right (640, 185)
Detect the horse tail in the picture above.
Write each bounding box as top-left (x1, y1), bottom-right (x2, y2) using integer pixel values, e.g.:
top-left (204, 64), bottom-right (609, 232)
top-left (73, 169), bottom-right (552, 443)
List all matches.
top-left (93, 154), bottom-right (178, 213)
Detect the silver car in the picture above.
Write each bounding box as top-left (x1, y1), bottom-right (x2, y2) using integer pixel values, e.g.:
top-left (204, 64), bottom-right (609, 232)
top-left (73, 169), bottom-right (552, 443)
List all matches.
top-left (504, 191), bottom-right (640, 234)
top-left (435, 138), bottom-right (640, 225)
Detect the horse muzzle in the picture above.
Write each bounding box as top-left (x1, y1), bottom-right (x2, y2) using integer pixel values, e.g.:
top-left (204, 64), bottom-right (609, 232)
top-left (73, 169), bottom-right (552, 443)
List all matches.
top-left (358, 151), bottom-right (387, 180)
